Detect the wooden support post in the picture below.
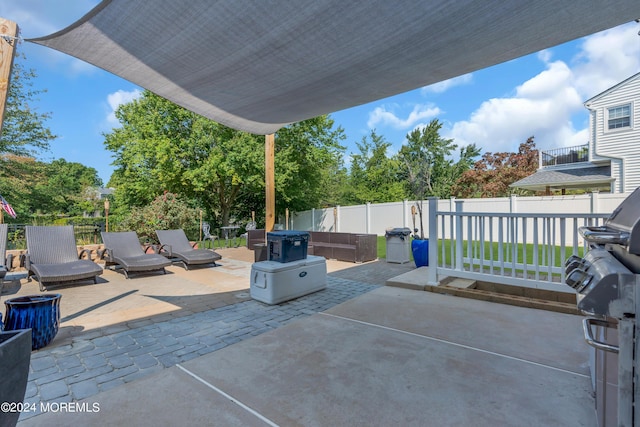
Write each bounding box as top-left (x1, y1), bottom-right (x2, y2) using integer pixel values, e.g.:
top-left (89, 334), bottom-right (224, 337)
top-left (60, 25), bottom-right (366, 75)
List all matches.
top-left (333, 207), bottom-right (337, 231)
top-left (104, 199), bottom-right (110, 232)
top-left (265, 134), bottom-right (275, 232)
top-left (0, 18), bottom-right (18, 135)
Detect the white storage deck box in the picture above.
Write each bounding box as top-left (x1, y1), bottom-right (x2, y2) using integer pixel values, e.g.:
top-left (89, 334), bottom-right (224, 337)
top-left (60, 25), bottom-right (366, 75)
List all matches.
top-left (250, 255), bottom-right (327, 304)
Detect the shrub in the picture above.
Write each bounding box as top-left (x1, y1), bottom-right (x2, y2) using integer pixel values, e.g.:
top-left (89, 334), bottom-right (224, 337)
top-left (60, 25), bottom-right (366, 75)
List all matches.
top-left (118, 192), bottom-right (200, 244)
top-left (53, 216), bottom-right (106, 226)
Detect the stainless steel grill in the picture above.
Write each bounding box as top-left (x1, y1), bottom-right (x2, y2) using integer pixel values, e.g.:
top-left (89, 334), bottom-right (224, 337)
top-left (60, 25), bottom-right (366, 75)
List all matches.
top-left (564, 187), bottom-right (640, 427)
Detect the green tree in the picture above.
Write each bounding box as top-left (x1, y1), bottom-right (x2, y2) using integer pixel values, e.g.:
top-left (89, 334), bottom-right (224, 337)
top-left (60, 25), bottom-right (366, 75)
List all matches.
top-left (105, 91), bottom-right (346, 227)
top-left (347, 130), bottom-right (404, 204)
top-left (273, 116), bottom-right (346, 213)
top-left (105, 91), bottom-right (264, 226)
top-left (106, 92), bottom-right (194, 207)
top-left (398, 119), bottom-right (479, 237)
top-left (30, 159), bottom-right (103, 216)
top-left (0, 53), bottom-right (56, 157)
top-left (0, 51), bottom-right (58, 220)
top-left (0, 156), bottom-right (102, 220)
top-left (185, 125), bottom-right (264, 226)
top-left (0, 155), bottom-right (37, 221)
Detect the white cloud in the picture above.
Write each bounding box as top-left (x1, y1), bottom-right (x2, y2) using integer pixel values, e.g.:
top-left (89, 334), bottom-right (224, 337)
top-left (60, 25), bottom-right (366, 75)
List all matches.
top-left (537, 49), bottom-right (553, 63)
top-left (421, 73), bottom-right (473, 94)
top-left (1, 1), bottom-right (99, 37)
top-left (446, 22), bottom-right (640, 154)
top-left (1, 5), bottom-right (56, 37)
top-left (448, 60), bottom-right (583, 152)
top-left (516, 61), bottom-right (574, 99)
top-left (367, 103), bottom-right (441, 130)
top-left (572, 23), bottom-right (640, 98)
top-left (104, 89), bottom-right (142, 127)
top-left (1, 1), bottom-right (101, 71)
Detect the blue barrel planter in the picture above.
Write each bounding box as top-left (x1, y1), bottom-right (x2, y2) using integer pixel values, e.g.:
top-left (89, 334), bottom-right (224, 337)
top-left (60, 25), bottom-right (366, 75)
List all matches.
top-left (411, 239), bottom-right (429, 268)
top-left (4, 294), bottom-right (62, 350)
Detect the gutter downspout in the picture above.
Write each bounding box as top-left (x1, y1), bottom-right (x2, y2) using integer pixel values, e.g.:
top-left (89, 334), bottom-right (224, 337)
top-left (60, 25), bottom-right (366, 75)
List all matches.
top-left (585, 104), bottom-right (624, 193)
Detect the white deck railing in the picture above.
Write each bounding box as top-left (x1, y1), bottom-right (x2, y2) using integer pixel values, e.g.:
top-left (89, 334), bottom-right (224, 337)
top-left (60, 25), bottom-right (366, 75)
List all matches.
top-left (426, 198), bottom-right (610, 291)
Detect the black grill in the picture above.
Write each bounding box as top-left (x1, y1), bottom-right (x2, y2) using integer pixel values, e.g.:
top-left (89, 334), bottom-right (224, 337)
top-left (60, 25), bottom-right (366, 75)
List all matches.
top-left (564, 187), bottom-right (640, 427)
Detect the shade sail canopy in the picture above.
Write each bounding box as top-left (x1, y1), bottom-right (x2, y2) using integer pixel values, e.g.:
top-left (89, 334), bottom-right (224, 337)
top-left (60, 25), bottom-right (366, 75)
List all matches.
top-left (28, 0), bottom-right (640, 134)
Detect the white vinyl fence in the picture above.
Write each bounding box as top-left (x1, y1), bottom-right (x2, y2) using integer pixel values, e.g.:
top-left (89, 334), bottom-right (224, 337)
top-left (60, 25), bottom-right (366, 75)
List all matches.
top-left (291, 192), bottom-right (627, 238)
top-left (290, 192), bottom-right (628, 290)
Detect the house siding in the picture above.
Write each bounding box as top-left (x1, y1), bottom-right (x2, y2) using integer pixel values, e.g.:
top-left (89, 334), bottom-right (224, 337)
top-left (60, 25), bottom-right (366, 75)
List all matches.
top-left (611, 158), bottom-right (623, 193)
top-left (587, 73), bottom-right (640, 193)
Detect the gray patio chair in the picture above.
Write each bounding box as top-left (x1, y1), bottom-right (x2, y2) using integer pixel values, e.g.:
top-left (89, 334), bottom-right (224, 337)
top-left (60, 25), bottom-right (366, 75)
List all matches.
top-left (25, 225), bottom-right (103, 291)
top-left (202, 222), bottom-right (218, 249)
top-left (101, 231), bottom-right (172, 278)
top-left (156, 229), bottom-right (222, 270)
top-left (239, 220), bottom-right (257, 242)
top-left (0, 224), bottom-right (13, 281)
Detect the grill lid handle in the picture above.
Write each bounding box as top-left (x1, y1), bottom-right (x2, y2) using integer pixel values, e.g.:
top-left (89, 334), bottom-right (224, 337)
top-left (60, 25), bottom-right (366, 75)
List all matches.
top-left (582, 318), bottom-right (619, 353)
top-left (578, 226), bottom-right (629, 245)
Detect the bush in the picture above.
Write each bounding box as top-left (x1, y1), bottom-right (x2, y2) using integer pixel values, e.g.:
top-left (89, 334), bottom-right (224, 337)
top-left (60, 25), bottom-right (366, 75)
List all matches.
top-left (118, 192), bottom-right (200, 244)
top-left (53, 216), bottom-right (106, 226)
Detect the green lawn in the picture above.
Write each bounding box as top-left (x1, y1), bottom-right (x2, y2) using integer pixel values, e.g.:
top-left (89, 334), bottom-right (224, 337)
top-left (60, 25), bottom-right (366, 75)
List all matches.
top-left (377, 235), bottom-right (582, 269)
top-left (199, 236), bottom-right (248, 249)
top-left (200, 235), bottom-right (580, 272)
top-left (438, 239), bottom-right (585, 267)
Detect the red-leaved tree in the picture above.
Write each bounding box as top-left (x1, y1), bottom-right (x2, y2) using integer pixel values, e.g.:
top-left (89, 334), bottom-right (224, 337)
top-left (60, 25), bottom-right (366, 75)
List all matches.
top-left (452, 136), bottom-right (539, 198)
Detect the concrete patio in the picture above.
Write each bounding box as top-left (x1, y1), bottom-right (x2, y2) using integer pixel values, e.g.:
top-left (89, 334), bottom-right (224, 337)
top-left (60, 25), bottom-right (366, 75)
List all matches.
top-left (2, 247), bottom-right (594, 426)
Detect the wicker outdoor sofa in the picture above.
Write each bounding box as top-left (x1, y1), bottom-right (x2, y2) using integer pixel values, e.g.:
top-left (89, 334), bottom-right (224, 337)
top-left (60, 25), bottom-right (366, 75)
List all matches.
top-left (247, 229), bottom-right (377, 263)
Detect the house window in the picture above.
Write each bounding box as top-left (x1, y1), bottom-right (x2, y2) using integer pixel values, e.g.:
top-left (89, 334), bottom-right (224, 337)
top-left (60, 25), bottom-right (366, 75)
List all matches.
top-left (608, 104), bottom-right (631, 130)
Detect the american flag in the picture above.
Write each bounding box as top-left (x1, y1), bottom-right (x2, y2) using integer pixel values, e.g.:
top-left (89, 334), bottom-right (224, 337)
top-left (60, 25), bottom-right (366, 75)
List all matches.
top-left (0, 195), bottom-right (16, 219)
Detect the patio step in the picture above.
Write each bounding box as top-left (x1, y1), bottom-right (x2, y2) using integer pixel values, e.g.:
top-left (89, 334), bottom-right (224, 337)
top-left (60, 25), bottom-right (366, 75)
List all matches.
top-left (385, 266), bottom-right (433, 291)
top-left (386, 271), bottom-right (579, 315)
top-left (443, 278), bottom-right (476, 289)
top-left (435, 284), bottom-right (579, 315)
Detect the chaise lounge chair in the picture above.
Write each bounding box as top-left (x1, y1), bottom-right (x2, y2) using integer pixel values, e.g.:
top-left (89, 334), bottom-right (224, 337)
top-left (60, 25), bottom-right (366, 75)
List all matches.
top-left (156, 229), bottom-right (222, 270)
top-left (25, 225), bottom-right (103, 291)
top-left (101, 231), bottom-right (172, 278)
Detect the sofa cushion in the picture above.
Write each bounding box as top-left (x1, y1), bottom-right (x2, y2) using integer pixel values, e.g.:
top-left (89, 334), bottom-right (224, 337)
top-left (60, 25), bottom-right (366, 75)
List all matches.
top-left (307, 231), bottom-right (377, 263)
top-left (329, 233), bottom-right (352, 245)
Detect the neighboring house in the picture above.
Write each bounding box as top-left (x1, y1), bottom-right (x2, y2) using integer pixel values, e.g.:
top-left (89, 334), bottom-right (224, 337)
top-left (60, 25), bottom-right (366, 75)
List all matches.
top-left (96, 187), bottom-right (115, 200)
top-left (512, 71), bottom-right (640, 195)
top-left (83, 187), bottom-right (115, 217)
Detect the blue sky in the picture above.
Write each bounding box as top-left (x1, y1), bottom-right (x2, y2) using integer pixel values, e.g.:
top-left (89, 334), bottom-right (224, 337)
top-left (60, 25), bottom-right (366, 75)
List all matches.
top-left (2, 1), bottom-right (640, 184)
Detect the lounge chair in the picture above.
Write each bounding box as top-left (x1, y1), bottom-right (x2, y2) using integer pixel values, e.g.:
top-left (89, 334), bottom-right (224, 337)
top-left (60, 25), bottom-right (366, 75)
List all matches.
top-left (25, 225), bottom-right (103, 291)
top-left (101, 231), bottom-right (172, 278)
top-left (156, 229), bottom-right (222, 270)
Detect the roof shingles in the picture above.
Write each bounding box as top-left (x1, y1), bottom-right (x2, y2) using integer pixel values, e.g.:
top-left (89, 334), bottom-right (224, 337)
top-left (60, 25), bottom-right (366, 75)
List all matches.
top-left (510, 166), bottom-right (613, 191)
